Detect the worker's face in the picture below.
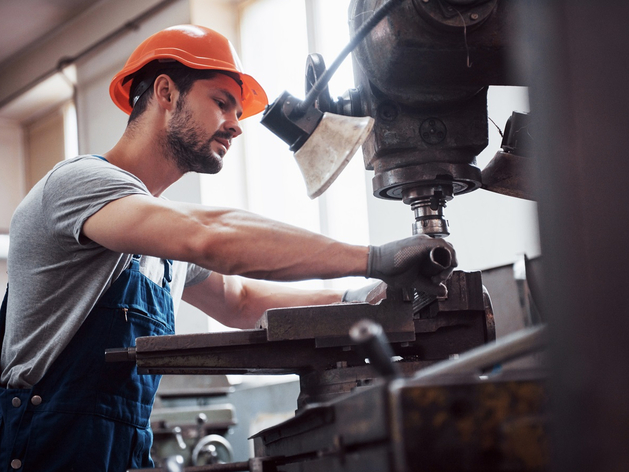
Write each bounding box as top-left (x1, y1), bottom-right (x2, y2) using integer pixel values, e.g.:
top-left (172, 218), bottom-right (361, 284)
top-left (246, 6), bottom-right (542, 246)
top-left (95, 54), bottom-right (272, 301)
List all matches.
top-left (164, 74), bottom-right (243, 174)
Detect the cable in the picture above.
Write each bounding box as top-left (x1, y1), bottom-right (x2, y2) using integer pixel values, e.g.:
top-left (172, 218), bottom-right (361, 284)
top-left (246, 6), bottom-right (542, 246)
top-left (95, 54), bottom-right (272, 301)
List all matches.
top-left (295, 0), bottom-right (406, 115)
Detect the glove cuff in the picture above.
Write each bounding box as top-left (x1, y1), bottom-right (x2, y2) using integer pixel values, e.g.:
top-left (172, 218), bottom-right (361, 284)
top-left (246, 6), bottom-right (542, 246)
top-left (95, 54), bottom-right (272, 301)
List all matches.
top-left (342, 281), bottom-right (383, 303)
top-left (366, 245), bottom-right (375, 278)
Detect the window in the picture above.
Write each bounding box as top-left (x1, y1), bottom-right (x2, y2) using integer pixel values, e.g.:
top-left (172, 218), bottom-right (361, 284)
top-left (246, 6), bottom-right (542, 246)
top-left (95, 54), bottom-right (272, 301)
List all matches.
top-left (234, 0), bottom-right (370, 290)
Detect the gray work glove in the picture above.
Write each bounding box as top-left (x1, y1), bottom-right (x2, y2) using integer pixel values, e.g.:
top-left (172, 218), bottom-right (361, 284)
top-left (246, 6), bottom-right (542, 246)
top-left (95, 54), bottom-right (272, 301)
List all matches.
top-left (367, 234), bottom-right (457, 295)
top-left (342, 281), bottom-right (386, 303)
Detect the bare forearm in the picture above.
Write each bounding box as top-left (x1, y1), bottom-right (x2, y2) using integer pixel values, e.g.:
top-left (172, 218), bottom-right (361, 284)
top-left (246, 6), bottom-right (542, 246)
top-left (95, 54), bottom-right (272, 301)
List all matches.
top-left (186, 206), bottom-right (368, 281)
top-left (184, 273), bottom-right (344, 329)
top-left (83, 196), bottom-right (368, 282)
top-left (234, 278), bottom-right (343, 329)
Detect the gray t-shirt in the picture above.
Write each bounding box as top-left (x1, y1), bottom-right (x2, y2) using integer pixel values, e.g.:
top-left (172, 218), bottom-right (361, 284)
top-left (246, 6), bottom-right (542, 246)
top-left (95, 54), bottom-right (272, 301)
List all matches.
top-left (1, 155), bottom-right (211, 388)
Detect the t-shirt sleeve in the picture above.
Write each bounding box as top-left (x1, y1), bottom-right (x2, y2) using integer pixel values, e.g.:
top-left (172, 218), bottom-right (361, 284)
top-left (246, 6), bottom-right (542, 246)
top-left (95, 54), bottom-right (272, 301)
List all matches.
top-left (41, 156), bottom-right (151, 249)
top-left (185, 263), bottom-right (212, 288)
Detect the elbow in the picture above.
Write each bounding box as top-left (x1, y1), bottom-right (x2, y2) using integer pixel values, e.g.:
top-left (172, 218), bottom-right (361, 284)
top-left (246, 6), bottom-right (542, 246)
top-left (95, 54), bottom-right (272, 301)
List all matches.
top-left (184, 234), bottom-right (232, 274)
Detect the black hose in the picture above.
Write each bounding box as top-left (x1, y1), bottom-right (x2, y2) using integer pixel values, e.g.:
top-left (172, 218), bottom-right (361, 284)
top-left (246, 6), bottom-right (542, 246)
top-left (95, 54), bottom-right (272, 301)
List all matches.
top-left (296, 0), bottom-right (405, 115)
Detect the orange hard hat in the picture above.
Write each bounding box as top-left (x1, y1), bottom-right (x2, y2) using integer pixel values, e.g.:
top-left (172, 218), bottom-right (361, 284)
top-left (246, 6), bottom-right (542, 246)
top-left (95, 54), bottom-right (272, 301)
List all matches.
top-left (109, 25), bottom-right (268, 120)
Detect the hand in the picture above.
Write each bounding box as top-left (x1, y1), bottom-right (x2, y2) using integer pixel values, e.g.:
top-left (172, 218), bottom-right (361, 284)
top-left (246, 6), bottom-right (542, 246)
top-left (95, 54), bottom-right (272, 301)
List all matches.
top-left (342, 281), bottom-right (386, 304)
top-left (367, 235), bottom-right (457, 295)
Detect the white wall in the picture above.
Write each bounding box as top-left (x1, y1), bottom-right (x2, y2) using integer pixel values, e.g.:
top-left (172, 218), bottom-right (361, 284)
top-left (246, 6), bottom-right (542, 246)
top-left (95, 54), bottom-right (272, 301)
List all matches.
top-left (76, 1), bottom-right (191, 155)
top-left (0, 118), bottom-right (25, 233)
top-left (0, 0), bottom-right (180, 106)
top-left (0, 119), bottom-right (24, 291)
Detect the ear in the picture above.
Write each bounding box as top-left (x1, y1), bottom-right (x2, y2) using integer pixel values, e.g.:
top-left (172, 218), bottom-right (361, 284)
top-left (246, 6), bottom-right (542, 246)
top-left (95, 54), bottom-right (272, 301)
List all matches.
top-left (153, 74), bottom-right (179, 112)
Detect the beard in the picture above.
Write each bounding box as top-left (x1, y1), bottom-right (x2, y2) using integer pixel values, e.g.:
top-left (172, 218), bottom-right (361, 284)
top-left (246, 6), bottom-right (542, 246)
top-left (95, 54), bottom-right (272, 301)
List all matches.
top-left (163, 96), bottom-right (229, 175)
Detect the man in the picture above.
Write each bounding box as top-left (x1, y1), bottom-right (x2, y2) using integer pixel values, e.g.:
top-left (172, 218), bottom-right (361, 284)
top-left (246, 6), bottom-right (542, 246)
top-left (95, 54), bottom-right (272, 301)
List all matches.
top-left (0, 25), bottom-right (456, 471)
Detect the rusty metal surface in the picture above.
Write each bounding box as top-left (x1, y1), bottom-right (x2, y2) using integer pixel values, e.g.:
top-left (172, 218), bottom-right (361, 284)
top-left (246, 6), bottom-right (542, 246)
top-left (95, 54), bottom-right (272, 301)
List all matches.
top-left (252, 370), bottom-right (547, 472)
top-left (276, 447), bottom-right (390, 472)
top-left (481, 151), bottom-right (536, 200)
top-left (257, 295), bottom-right (415, 343)
top-left (133, 309), bottom-right (488, 378)
top-left (407, 325), bottom-right (546, 383)
top-left (350, 0), bottom-right (518, 101)
top-left (136, 329), bottom-right (268, 353)
top-left (136, 338), bottom-right (343, 375)
top-left (296, 361), bottom-right (431, 407)
top-left (112, 270), bottom-right (494, 406)
top-left (391, 374), bottom-right (547, 471)
top-left (421, 271), bottom-right (485, 315)
top-left (347, 0), bottom-right (520, 203)
top-left (253, 385), bottom-right (390, 459)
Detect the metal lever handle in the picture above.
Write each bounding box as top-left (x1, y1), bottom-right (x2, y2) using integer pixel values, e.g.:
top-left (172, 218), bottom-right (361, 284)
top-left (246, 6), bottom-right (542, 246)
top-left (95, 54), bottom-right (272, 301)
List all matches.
top-left (172, 426), bottom-right (187, 450)
top-left (196, 413), bottom-right (208, 441)
top-left (164, 455), bottom-right (185, 472)
top-left (349, 319), bottom-right (401, 379)
top-left (104, 346), bottom-right (136, 362)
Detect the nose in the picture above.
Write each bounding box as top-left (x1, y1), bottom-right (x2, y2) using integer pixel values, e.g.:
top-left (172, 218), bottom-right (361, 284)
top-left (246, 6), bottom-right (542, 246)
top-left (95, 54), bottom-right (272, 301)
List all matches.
top-left (224, 115), bottom-right (242, 138)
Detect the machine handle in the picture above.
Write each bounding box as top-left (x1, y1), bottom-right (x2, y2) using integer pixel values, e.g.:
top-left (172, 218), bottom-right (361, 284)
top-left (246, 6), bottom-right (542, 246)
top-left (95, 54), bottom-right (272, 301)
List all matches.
top-left (297, 0), bottom-right (405, 114)
top-left (105, 346), bottom-right (137, 362)
top-left (349, 319), bottom-right (402, 379)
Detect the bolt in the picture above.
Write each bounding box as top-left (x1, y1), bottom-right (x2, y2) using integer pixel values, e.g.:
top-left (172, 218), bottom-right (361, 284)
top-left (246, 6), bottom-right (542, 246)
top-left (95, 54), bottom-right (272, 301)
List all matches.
top-left (378, 102), bottom-right (398, 122)
top-left (470, 13), bottom-right (479, 20)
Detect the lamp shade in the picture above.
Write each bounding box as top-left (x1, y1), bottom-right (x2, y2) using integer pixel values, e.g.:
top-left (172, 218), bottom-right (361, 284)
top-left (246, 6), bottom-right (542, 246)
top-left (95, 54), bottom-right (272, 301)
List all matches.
top-left (293, 113), bottom-right (374, 199)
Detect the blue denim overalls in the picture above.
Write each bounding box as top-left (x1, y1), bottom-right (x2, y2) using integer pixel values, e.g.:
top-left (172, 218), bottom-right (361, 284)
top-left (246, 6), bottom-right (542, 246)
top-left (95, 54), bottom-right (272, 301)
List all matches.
top-left (0, 255), bottom-right (175, 471)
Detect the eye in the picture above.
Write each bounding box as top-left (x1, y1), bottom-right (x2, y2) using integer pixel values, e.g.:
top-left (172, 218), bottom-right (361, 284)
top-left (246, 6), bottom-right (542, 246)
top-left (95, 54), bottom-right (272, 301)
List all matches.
top-left (214, 99), bottom-right (226, 110)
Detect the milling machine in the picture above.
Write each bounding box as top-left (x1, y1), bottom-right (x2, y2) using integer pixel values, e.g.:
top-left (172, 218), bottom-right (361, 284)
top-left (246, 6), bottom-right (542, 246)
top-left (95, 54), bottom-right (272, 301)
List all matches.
top-left (118, 1), bottom-right (547, 471)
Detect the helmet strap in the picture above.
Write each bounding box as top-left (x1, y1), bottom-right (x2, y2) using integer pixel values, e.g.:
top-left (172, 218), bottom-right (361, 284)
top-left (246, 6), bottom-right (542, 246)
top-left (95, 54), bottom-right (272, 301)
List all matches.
top-left (126, 60), bottom-right (183, 109)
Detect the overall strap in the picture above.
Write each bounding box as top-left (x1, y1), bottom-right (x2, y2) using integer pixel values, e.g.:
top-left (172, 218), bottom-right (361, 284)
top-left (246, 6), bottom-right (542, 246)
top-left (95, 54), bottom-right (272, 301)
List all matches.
top-left (131, 254), bottom-right (142, 268)
top-left (0, 285), bottom-right (7, 354)
top-left (130, 255), bottom-right (173, 289)
top-left (163, 259), bottom-right (173, 288)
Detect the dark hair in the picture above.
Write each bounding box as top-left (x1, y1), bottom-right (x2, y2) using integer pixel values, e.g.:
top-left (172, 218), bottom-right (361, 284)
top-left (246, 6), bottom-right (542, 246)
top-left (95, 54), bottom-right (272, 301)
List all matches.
top-left (127, 61), bottom-right (242, 124)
